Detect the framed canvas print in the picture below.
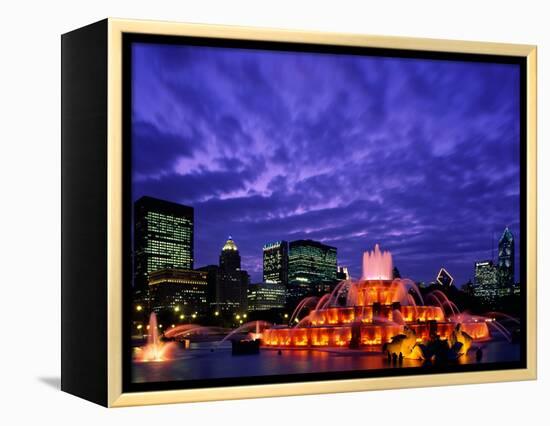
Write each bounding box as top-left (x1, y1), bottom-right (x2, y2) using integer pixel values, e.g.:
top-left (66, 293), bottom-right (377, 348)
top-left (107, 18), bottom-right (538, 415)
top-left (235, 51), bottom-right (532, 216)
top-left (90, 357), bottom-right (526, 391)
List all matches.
top-left (61, 18), bottom-right (537, 407)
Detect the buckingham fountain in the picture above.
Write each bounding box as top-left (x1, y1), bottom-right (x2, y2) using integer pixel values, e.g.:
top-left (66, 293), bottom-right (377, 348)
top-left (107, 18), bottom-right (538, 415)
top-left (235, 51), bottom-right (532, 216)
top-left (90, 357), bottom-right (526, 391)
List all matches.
top-left (132, 245), bottom-right (521, 383)
top-left (261, 244), bottom-right (490, 359)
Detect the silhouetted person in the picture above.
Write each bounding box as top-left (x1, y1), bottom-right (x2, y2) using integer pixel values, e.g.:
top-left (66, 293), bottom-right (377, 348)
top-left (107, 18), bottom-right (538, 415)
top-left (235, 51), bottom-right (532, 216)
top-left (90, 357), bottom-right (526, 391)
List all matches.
top-left (476, 348), bottom-right (483, 362)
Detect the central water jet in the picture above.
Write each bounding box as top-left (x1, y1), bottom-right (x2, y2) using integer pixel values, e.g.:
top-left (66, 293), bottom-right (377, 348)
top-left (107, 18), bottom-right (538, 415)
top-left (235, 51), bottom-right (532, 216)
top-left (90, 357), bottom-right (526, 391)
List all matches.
top-left (362, 243), bottom-right (393, 280)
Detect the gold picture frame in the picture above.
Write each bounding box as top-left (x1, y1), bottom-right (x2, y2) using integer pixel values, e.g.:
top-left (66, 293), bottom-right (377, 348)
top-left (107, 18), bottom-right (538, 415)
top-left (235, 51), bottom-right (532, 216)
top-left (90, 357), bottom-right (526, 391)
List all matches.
top-left (61, 18), bottom-right (537, 407)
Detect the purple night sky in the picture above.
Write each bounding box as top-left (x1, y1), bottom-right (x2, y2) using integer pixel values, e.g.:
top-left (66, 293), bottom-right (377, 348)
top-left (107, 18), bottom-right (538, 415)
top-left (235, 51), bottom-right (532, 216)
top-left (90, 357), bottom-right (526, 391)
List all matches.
top-left (131, 42), bottom-right (521, 286)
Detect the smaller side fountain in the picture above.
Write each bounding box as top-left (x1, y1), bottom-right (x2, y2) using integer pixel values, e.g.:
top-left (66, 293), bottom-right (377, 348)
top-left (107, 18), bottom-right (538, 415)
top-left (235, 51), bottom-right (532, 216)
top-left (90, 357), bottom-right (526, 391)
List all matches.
top-left (134, 312), bottom-right (176, 363)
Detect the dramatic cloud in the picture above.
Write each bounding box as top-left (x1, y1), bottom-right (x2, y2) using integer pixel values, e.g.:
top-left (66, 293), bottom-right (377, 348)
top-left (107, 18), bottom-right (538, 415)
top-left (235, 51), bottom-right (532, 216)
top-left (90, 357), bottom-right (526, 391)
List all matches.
top-left (132, 42), bottom-right (521, 285)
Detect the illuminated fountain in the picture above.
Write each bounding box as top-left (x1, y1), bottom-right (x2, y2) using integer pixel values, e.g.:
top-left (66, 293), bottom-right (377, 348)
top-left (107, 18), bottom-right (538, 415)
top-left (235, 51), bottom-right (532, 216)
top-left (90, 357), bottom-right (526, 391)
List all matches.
top-left (134, 312), bottom-right (176, 363)
top-left (262, 244), bottom-right (491, 359)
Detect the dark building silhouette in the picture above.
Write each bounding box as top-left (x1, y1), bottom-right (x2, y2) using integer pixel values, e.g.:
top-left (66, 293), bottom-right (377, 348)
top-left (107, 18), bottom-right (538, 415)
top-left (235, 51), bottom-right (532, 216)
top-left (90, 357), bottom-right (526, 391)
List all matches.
top-left (464, 279), bottom-right (475, 297)
top-left (134, 196), bottom-right (194, 291)
top-left (196, 264), bottom-right (220, 308)
top-left (497, 227), bottom-right (515, 288)
top-left (216, 236), bottom-right (249, 312)
top-left (288, 239), bottom-right (337, 285)
top-left (392, 266), bottom-right (401, 279)
top-left (263, 241), bottom-right (289, 286)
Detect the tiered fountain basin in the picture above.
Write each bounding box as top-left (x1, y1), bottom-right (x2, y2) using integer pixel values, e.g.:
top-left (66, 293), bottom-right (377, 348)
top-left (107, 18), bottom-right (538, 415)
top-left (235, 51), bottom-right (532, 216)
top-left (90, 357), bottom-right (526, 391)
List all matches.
top-left (262, 246), bottom-right (490, 349)
top-left (306, 304), bottom-right (444, 325)
top-left (308, 279), bottom-right (445, 324)
top-left (262, 321), bottom-right (489, 348)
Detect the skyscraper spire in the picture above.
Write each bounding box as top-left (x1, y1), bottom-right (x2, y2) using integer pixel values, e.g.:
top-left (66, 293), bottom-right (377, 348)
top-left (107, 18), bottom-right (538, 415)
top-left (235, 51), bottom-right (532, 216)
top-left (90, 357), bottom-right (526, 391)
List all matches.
top-left (497, 226), bottom-right (514, 287)
top-left (222, 236), bottom-right (238, 252)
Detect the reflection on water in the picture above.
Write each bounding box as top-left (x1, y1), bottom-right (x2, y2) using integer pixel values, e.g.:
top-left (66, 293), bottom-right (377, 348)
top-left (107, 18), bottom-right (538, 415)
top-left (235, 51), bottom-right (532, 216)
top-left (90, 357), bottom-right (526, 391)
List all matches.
top-left (132, 338), bottom-right (520, 384)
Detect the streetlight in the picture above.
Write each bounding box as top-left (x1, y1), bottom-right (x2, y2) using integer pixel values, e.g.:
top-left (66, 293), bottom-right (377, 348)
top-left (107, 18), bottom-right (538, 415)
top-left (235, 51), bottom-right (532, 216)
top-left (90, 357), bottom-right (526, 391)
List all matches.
top-left (174, 306), bottom-right (180, 312)
top-left (214, 311), bottom-right (219, 316)
top-left (179, 314), bottom-right (184, 320)
top-left (136, 305), bottom-right (142, 312)
top-left (243, 313), bottom-right (247, 319)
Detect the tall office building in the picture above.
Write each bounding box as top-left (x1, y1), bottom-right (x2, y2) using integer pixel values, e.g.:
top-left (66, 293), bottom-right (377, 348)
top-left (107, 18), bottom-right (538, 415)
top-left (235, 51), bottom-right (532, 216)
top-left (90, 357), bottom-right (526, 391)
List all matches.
top-left (148, 268), bottom-right (208, 314)
top-left (247, 282), bottom-right (286, 311)
top-left (473, 260), bottom-right (499, 303)
top-left (497, 227), bottom-right (515, 287)
top-left (288, 239), bottom-right (337, 284)
top-left (134, 196), bottom-right (194, 290)
top-left (263, 241), bottom-right (288, 286)
top-left (219, 236), bottom-right (240, 271)
top-left (216, 236), bottom-right (249, 312)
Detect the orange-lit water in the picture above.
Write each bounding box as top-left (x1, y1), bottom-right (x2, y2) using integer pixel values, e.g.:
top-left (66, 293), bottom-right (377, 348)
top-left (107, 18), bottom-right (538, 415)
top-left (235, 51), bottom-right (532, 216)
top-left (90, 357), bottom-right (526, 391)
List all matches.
top-left (132, 338), bottom-right (519, 384)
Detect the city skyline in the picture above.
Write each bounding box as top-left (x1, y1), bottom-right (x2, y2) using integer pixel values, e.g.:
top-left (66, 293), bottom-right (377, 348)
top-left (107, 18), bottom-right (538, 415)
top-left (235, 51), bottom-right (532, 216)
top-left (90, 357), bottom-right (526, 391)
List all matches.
top-left (133, 193), bottom-right (516, 290)
top-left (131, 42), bottom-right (521, 285)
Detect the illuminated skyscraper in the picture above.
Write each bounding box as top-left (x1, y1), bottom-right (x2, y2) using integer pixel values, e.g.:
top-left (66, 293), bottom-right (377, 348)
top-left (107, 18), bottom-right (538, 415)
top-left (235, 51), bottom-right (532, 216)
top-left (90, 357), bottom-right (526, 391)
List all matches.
top-left (473, 260), bottom-right (499, 303)
top-left (288, 239), bottom-right (337, 285)
top-left (497, 226), bottom-right (515, 287)
top-left (216, 236), bottom-right (249, 312)
top-left (134, 196), bottom-right (194, 290)
top-left (247, 282), bottom-right (286, 311)
top-left (263, 241), bottom-right (288, 286)
top-left (148, 268), bottom-right (208, 314)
